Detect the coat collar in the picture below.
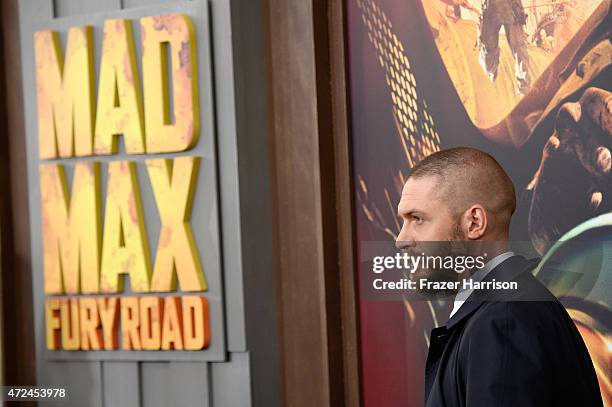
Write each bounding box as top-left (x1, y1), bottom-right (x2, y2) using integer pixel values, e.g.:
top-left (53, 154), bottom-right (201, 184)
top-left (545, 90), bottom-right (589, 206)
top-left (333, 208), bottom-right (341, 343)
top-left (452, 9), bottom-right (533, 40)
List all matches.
top-left (445, 255), bottom-right (540, 329)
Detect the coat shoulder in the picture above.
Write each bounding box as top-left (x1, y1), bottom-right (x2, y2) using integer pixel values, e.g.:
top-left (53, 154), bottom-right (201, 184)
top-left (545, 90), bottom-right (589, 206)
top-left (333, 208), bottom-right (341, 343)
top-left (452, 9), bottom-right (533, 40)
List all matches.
top-left (464, 298), bottom-right (574, 342)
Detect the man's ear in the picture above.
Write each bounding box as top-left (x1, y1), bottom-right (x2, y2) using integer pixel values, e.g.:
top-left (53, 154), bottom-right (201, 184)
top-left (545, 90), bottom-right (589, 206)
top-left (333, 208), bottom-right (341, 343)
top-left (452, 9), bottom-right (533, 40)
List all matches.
top-left (465, 205), bottom-right (487, 239)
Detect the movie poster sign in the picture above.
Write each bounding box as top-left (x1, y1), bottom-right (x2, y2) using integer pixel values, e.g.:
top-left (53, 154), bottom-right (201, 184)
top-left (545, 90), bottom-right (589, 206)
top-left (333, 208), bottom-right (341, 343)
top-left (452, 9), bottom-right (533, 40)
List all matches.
top-left (26, 3), bottom-right (225, 362)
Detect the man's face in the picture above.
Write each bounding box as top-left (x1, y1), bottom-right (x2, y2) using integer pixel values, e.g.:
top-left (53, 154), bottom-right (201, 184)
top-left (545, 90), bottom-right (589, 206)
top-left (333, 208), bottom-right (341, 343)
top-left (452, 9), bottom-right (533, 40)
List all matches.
top-left (396, 176), bottom-right (463, 249)
top-left (396, 176), bottom-right (466, 297)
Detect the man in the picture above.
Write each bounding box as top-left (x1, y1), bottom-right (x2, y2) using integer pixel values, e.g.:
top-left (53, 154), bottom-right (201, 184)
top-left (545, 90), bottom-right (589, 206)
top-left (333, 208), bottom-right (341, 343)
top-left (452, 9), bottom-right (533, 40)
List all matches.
top-left (395, 147), bottom-right (602, 406)
top-left (478, 0), bottom-right (531, 95)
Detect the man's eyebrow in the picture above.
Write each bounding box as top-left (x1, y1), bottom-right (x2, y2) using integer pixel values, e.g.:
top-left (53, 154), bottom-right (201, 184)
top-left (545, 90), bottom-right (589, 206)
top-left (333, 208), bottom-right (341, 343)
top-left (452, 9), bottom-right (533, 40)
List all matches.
top-left (398, 208), bottom-right (419, 218)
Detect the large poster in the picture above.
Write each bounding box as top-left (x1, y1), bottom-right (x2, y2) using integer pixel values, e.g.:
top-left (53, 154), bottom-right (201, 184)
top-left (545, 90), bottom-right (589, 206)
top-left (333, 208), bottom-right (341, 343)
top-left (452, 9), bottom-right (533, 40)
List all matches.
top-left (346, 0), bottom-right (611, 405)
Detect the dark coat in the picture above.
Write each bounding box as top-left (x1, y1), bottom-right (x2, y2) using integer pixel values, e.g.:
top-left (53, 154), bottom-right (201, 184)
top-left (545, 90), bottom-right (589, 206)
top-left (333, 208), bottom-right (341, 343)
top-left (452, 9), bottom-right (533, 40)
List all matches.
top-left (425, 255), bottom-right (603, 407)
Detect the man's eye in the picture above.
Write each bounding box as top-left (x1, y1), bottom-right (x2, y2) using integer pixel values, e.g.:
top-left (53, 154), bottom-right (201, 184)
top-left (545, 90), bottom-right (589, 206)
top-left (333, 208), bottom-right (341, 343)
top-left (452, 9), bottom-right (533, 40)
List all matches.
top-left (411, 215), bottom-right (423, 223)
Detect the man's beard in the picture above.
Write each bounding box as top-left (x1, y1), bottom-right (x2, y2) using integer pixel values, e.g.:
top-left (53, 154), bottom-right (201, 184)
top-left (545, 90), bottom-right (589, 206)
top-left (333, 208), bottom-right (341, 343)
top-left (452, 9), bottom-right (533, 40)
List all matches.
top-left (406, 218), bottom-right (468, 299)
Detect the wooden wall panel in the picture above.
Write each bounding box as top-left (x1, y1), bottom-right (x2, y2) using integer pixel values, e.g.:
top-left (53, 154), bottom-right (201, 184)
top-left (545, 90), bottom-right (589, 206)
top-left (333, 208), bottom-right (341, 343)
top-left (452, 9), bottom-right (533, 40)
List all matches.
top-left (265, 0), bottom-right (360, 405)
top-left (44, 362), bottom-right (103, 407)
top-left (123, 0), bottom-right (176, 8)
top-left (329, 1), bottom-right (361, 405)
top-left (102, 362), bottom-right (141, 407)
top-left (53, 0), bottom-right (122, 17)
top-left (209, 352), bottom-right (251, 406)
top-left (141, 362), bottom-right (210, 407)
top-left (266, 1), bottom-right (337, 403)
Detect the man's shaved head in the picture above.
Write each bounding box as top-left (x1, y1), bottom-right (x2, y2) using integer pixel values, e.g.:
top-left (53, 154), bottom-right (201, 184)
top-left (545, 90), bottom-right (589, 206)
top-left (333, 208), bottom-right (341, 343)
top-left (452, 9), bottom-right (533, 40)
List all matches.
top-left (407, 147), bottom-right (516, 233)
